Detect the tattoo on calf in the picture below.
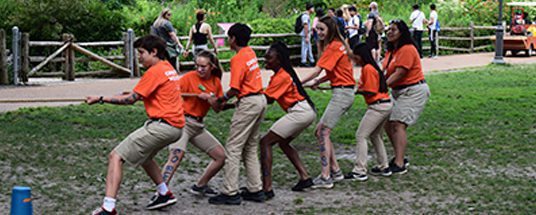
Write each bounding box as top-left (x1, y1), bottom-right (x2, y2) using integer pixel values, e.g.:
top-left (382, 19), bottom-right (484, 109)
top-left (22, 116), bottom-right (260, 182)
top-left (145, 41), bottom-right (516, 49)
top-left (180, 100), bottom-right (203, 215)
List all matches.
top-left (321, 156), bottom-right (328, 167)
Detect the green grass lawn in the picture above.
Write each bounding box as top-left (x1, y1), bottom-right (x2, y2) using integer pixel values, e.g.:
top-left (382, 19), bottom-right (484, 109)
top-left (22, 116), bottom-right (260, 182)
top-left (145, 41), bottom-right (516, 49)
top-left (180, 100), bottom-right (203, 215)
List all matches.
top-left (1, 64), bottom-right (535, 214)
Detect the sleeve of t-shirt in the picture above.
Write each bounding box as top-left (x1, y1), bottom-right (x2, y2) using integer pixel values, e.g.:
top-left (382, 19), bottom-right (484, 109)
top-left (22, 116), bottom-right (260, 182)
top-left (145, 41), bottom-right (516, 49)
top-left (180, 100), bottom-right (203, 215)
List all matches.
top-left (409, 12), bottom-right (416, 22)
top-left (394, 46), bottom-right (416, 70)
top-left (317, 44), bottom-right (343, 71)
top-left (302, 14), bottom-right (310, 25)
top-left (264, 75), bottom-right (290, 100)
top-left (367, 13), bottom-right (375, 20)
top-left (229, 57), bottom-right (245, 90)
top-left (178, 75), bottom-right (190, 93)
top-left (359, 65), bottom-right (379, 93)
top-left (134, 70), bottom-right (164, 98)
top-left (163, 21), bottom-right (176, 33)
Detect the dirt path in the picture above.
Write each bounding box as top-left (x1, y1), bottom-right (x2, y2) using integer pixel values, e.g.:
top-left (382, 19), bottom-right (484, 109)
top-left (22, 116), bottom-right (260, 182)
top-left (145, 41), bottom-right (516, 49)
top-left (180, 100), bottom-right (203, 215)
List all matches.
top-left (1, 52), bottom-right (534, 113)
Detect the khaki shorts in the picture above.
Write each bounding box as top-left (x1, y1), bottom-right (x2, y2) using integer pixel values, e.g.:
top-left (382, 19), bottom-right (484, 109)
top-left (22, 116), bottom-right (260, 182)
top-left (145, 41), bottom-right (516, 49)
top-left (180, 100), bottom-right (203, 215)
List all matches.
top-left (270, 101), bottom-right (316, 139)
top-left (114, 120), bottom-right (182, 167)
top-left (319, 88), bottom-right (355, 129)
top-left (168, 117), bottom-right (222, 153)
top-left (390, 83), bottom-right (430, 126)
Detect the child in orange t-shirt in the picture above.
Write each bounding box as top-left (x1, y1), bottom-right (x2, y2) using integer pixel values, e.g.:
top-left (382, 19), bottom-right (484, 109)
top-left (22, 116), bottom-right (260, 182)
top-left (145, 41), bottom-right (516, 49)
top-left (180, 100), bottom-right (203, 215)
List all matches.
top-left (300, 16), bottom-right (356, 189)
top-left (157, 50), bottom-right (227, 199)
top-left (209, 23), bottom-right (267, 205)
top-left (88, 35), bottom-right (184, 214)
top-left (260, 42), bottom-right (317, 199)
top-left (345, 43), bottom-right (393, 182)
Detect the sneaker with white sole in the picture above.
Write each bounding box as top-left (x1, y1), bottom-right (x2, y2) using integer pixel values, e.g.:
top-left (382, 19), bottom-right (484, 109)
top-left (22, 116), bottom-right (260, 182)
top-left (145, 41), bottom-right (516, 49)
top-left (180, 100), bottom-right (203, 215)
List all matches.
top-left (370, 166), bottom-right (392, 176)
top-left (190, 184), bottom-right (218, 197)
top-left (92, 207), bottom-right (117, 215)
top-left (331, 169), bottom-right (344, 182)
top-left (146, 191), bottom-right (177, 210)
top-left (390, 157), bottom-right (409, 168)
top-left (344, 172), bottom-right (368, 181)
top-left (311, 175), bottom-right (334, 189)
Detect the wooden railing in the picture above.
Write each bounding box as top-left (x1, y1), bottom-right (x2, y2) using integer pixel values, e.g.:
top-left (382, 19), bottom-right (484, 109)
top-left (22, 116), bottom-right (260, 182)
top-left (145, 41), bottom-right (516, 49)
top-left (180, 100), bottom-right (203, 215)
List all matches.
top-left (0, 23), bottom-right (503, 85)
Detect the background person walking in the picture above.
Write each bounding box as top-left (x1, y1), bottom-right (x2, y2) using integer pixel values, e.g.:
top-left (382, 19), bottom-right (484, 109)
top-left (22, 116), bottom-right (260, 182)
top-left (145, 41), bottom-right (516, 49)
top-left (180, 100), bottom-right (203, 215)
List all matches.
top-left (427, 4), bottom-right (439, 58)
top-left (151, 8), bottom-right (184, 71)
top-left (409, 4), bottom-right (427, 59)
top-left (300, 3), bottom-right (316, 67)
top-left (183, 9), bottom-right (218, 57)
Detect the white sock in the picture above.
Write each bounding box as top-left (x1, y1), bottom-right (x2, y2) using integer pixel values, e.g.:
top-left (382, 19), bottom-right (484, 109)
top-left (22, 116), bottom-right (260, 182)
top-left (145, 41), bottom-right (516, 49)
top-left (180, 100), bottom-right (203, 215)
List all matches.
top-left (157, 182), bottom-right (169, 195)
top-left (102, 197), bottom-right (116, 212)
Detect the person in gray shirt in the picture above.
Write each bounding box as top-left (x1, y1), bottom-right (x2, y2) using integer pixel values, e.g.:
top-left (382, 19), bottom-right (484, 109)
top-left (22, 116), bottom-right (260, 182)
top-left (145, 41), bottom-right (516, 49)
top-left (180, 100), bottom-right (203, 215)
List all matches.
top-left (151, 8), bottom-right (184, 71)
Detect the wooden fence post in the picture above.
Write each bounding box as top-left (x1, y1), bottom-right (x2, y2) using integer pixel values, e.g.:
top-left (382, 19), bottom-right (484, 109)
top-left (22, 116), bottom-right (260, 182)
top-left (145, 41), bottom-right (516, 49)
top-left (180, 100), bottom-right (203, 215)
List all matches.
top-left (12, 27), bottom-right (20, 85)
top-left (21, 33), bottom-right (29, 83)
top-left (469, 21), bottom-right (474, 53)
top-left (436, 29), bottom-right (440, 56)
top-left (132, 31), bottom-right (140, 77)
top-left (62, 34), bottom-right (75, 81)
top-left (0, 29), bottom-right (7, 85)
top-left (122, 32), bottom-right (130, 75)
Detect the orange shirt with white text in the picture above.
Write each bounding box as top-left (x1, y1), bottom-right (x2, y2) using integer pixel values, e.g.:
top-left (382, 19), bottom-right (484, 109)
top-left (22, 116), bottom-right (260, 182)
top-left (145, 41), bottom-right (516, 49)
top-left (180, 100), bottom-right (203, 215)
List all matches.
top-left (229, 46), bottom-right (263, 98)
top-left (133, 60), bottom-right (185, 128)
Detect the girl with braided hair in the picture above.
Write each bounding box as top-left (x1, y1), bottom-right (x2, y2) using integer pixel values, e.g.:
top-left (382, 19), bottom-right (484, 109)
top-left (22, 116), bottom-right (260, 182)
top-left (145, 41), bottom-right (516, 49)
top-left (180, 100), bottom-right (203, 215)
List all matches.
top-left (260, 41), bottom-right (317, 199)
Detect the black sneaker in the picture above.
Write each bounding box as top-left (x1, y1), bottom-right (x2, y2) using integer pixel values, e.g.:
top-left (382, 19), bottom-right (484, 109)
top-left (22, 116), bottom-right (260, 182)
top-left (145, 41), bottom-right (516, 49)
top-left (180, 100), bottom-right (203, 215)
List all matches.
top-left (208, 193), bottom-right (241, 205)
top-left (344, 172), bottom-right (368, 181)
top-left (190, 184), bottom-right (218, 197)
top-left (240, 188), bottom-right (266, 203)
top-left (146, 191), bottom-right (177, 210)
top-left (389, 163), bottom-right (408, 175)
top-left (370, 166), bottom-right (392, 176)
top-left (92, 207), bottom-right (117, 215)
top-left (390, 157), bottom-right (409, 168)
top-left (291, 178), bottom-right (313, 191)
top-left (264, 190), bottom-right (275, 200)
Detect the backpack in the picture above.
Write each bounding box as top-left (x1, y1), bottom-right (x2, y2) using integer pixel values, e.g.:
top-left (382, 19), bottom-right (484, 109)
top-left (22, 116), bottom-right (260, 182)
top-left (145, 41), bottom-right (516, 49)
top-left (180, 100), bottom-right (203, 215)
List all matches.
top-left (357, 14), bottom-right (367, 35)
top-left (294, 14), bottom-right (304, 34)
top-left (435, 19), bottom-right (441, 32)
top-left (374, 15), bottom-right (385, 34)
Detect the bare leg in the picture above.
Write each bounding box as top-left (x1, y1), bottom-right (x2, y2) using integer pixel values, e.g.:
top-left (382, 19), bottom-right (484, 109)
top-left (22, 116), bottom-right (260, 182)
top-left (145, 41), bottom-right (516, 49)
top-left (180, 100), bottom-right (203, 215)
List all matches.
top-left (260, 131), bottom-right (283, 192)
top-left (160, 148), bottom-right (185, 185)
top-left (196, 146), bottom-right (226, 186)
top-left (279, 137), bottom-right (309, 180)
top-left (104, 151), bottom-right (124, 198)
top-left (142, 158), bottom-right (166, 185)
top-left (386, 121), bottom-right (407, 168)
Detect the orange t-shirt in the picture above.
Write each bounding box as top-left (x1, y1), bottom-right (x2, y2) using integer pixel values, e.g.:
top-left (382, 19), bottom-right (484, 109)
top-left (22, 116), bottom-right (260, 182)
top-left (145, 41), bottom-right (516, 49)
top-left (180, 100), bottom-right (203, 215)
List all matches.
top-left (317, 40), bottom-right (356, 87)
top-left (133, 60), bottom-right (185, 128)
top-left (264, 68), bottom-right (306, 112)
top-left (229, 46), bottom-right (263, 98)
top-left (179, 71), bottom-right (223, 117)
top-left (358, 64), bottom-right (390, 105)
top-left (383, 44), bottom-right (425, 88)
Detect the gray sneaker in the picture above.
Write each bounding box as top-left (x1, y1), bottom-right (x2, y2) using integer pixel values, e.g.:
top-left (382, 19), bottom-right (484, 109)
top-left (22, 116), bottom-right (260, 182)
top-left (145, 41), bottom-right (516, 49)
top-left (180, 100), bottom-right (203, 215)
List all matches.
top-left (312, 175), bottom-right (334, 189)
top-left (331, 169), bottom-right (344, 182)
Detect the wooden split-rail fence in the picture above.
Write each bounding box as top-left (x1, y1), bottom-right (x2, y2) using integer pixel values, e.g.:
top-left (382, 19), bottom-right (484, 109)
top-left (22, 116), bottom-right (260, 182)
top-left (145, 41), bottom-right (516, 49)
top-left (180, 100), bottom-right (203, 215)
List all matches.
top-left (0, 22), bottom-right (504, 85)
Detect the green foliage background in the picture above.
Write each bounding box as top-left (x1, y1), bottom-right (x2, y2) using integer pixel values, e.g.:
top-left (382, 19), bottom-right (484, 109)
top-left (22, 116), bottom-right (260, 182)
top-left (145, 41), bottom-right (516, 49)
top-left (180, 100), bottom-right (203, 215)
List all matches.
top-left (0, 0), bottom-right (519, 41)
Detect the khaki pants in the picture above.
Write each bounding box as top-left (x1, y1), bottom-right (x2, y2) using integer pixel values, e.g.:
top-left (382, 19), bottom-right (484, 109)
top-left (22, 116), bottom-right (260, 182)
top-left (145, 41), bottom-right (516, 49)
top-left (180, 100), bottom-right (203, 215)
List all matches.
top-left (114, 120), bottom-right (182, 167)
top-left (222, 95), bottom-right (267, 195)
top-left (353, 102), bottom-right (392, 174)
top-left (168, 117), bottom-right (222, 153)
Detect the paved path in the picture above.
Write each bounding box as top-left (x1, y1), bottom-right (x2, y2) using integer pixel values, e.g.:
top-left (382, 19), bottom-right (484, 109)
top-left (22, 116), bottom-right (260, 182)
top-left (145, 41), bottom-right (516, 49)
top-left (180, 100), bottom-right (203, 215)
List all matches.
top-left (0, 52), bottom-right (534, 112)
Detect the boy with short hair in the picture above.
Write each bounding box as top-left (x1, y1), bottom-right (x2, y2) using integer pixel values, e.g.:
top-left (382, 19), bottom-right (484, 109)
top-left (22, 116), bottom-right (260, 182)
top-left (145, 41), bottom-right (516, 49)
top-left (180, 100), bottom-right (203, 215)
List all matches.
top-left (208, 23), bottom-right (267, 205)
top-left (89, 35), bottom-right (185, 214)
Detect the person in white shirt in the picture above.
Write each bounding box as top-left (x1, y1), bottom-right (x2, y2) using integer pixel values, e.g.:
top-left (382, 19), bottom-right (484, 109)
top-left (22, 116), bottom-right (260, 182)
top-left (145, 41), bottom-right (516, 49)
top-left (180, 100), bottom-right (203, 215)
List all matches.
top-left (428, 4), bottom-right (438, 58)
top-left (346, 6), bottom-right (361, 49)
top-left (409, 4), bottom-right (427, 59)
